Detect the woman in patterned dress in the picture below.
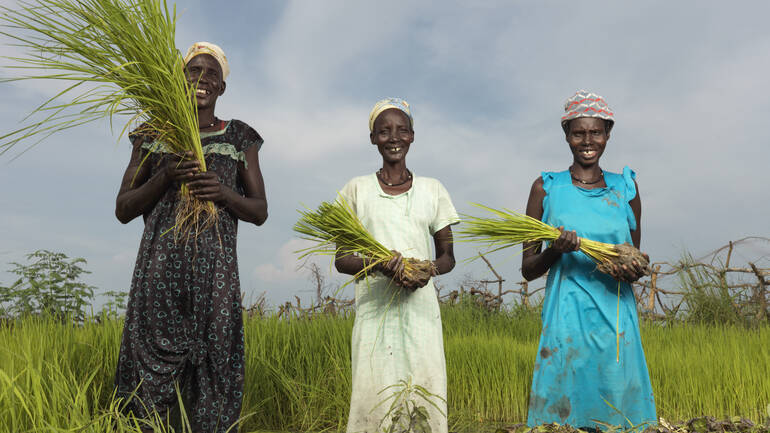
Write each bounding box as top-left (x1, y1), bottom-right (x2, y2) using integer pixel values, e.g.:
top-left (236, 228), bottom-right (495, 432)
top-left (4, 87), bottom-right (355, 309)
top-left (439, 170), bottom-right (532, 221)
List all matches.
top-left (335, 98), bottom-right (460, 433)
top-left (521, 90), bottom-right (655, 430)
top-left (114, 42), bottom-right (267, 432)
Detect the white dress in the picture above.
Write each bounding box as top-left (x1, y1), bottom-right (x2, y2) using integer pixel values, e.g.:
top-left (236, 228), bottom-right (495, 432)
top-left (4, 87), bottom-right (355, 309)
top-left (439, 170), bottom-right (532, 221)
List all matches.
top-left (340, 173), bottom-right (460, 433)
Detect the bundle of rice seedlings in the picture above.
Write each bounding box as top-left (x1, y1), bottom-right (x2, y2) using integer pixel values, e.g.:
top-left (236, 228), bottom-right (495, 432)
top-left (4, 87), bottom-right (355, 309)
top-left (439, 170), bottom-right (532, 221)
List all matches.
top-left (458, 203), bottom-right (650, 277)
top-left (0, 0), bottom-right (215, 242)
top-left (294, 195), bottom-right (434, 287)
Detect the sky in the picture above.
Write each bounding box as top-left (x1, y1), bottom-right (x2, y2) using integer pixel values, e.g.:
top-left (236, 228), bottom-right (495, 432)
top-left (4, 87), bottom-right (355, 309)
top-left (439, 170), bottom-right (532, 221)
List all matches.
top-left (1, 1), bottom-right (769, 310)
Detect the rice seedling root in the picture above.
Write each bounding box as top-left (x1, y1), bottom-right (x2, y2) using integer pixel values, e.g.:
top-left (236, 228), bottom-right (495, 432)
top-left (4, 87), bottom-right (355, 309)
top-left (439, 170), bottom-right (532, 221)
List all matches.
top-left (399, 258), bottom-right (434, 283)
top-left (172, 188), bottom-right (220, 246)
top-left (595, 242), bottom-right (651, 277)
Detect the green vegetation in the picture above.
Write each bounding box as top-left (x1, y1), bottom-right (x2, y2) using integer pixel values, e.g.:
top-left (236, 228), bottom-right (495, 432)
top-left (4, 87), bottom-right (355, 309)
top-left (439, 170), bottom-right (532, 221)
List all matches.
top-left (1, 304), bottom-right (768, 432)
top-left (0, 250), bottom-right (96, 321)
top-left (294, 196), bottom-right (434, 286)
top-left (458, 203), bottom-right (650, 275)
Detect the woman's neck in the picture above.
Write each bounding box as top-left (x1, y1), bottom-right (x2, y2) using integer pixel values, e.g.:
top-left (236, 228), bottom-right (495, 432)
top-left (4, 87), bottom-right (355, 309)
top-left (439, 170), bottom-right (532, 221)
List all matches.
top-left (569, 163), bottom-right (604, 187)
top-left (377, 161), bottom-right (412, 194)
top-left (379, 161), bottom-right (409, 181)
top-left (198, 107), bottom-right (217, 130)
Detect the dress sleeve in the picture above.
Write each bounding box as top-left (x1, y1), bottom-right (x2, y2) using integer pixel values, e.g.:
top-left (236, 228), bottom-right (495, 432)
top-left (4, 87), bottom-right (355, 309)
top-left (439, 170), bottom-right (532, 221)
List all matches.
top-left (338, 178), bottom-right (358, 214)
top-left (622, 166), bottom-right (638, 231)
top-left (232, 119), bottom-right (264, 153)
top-left (128, 123), bottom-right (155, 146)
top-left (429, 180), bottom-right (460, 235)
top-left (540, 172), bottom-right (555, 223)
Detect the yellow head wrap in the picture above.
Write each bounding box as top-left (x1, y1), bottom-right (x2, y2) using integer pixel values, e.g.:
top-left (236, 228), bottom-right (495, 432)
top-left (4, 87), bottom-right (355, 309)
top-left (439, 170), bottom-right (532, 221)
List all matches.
top-left (183, 41), bottom-right (230, 80)
top-left (368, 98), bottom-right (413, 132)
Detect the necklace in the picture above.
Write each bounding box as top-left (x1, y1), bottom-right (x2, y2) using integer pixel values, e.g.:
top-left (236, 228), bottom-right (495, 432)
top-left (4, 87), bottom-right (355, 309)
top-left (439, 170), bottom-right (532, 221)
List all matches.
top-left (570, 167), bottom-right (604, 185)
top-left (199, 118), bottom-right (217, 129)
top-left (377, 168), bottom-right (412, 187)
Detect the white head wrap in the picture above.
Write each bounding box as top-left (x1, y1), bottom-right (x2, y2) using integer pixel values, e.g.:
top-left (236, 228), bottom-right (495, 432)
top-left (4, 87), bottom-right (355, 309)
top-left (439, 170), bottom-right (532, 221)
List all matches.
top-left (183, 41), bottom-right (230, 80)
top-left (368, 98), bottom-right (413, 132)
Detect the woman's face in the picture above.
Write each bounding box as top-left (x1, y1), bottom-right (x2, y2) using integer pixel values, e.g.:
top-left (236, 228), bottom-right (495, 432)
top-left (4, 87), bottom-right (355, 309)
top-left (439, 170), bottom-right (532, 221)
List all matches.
top-left (370, 108), bottom-right (414, 164)
top-left (184, 54), bottom-right (226, 110)
top-left (566, 117), bottom-right (609, 166)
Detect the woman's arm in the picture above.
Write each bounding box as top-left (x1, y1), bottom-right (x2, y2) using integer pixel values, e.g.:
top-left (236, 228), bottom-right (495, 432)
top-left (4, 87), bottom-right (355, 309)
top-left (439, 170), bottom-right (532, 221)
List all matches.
top-left (115, 141), bottom-right (198, 224)
top-left (185, 145), bottom-right (268, 226)
top-left (521, 177), bottom-right (579, 281)
top-left (335, 250), bottom-right (403, 279)
top-left (431, 225), bottom-right (456, 276)
top-left (615, 179), bottom-right (649, 282)
top-left (399, 225), bottom-right (456, 291)
top-left (629, 179), bottom-right (641, 249)
top-left (334, 225), bottom-right (456, 290)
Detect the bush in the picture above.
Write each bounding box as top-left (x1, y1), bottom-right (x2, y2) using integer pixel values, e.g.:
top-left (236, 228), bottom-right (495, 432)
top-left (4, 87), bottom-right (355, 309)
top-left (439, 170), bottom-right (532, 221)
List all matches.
top-left (0, 250), bottom-right (95, 322)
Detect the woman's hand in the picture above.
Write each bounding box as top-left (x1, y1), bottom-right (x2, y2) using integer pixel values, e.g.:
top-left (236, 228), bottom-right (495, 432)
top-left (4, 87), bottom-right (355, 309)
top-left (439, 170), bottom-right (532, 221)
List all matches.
top-left (187, 171), bottom-right (227, 202)
top-left (377, 251), bottom-right (405, 281)
top-left (550, 226), bottom-right (580, 253)
top-left (608, 252), bottom-right (650, 283)
top-left (164, 151), bottom-right (199, 184)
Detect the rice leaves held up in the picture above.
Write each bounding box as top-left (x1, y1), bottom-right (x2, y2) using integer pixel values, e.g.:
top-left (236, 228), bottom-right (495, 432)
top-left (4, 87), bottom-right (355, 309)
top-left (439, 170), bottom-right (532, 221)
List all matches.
top-left (0, 0), bottom-right (216, 241)
top-left (294, 195), bottom-right (434, 286)
top-left (458, 203), bottom-right (650, 277)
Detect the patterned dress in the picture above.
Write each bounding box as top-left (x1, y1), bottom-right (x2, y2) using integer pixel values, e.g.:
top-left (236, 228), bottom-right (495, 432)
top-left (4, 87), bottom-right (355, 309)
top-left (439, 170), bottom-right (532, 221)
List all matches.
top-left (115, 120), bottom-right (263, 432)
top-left (526, 167), bottom-right (656, 429)
top-left (340, 174), bottom-right (460, 433)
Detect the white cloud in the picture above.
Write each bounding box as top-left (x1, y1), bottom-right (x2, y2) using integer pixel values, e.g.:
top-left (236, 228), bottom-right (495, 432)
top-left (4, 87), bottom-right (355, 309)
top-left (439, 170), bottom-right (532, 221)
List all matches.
top-left (252, 237), bottom-right (328, 283)
top-left (2, 1), bottom-right (770, 308)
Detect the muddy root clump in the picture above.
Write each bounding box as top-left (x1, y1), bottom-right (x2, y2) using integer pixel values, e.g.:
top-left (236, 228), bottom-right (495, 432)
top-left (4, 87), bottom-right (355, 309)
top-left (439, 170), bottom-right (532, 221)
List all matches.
top-left (399, 258), bottom-right (435, 283)
top-left (596, 242), bottom-right (651, 277)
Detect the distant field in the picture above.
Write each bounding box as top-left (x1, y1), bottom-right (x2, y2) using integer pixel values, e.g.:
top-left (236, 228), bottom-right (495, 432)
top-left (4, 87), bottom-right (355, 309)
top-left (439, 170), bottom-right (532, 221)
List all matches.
top-left (1, 306), bottom-right (768, 432)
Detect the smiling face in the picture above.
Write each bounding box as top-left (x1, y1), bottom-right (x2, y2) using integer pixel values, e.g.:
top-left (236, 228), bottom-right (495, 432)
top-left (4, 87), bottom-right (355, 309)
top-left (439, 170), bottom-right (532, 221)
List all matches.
top-left (370, 108), bottom-right (414, 164)
top-left (184, 54), bottom-right (226, 110)
top-left (565, 117), bottom-right (610, 167)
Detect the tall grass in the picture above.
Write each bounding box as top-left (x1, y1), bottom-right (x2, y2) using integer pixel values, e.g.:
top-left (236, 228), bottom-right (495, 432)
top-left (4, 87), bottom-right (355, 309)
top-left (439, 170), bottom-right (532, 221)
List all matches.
top-left (644, 322), bottom-right (770, 421)
top-left (1, 307), bottom-right (769, 432)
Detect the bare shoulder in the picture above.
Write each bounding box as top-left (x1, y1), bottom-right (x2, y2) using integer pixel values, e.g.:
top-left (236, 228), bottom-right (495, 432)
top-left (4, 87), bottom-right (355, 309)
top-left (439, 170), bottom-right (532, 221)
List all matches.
top-left (530, 176), bottom-right (545, 194)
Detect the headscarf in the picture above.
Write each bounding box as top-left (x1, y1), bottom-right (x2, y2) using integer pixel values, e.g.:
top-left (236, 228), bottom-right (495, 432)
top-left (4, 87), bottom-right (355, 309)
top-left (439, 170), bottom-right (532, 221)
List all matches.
top-left (183, 42), bottom-right (230, 80)
top-left (561, 90), bottom-right (614, 132)
top-left (368, 98), bottom-right (413, 132)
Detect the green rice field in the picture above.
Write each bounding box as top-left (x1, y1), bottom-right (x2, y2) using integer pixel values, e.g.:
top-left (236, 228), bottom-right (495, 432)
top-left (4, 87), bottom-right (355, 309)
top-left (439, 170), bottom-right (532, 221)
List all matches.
top-left (1, 305), bottom-right (768, 432)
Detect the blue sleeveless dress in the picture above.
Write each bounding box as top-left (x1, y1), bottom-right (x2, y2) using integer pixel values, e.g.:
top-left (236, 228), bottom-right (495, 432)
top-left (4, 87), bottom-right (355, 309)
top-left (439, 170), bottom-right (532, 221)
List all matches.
top-left (526, 167), bottom-right (656, 429)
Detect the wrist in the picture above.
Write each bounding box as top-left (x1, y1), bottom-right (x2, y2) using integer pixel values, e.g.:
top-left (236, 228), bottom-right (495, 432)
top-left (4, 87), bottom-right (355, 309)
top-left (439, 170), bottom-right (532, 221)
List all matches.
top-left (158, 167), bottom-right (174, 187)
top-left (218, 184), bottom-right (237, 206)
top-left (543, 246), bottom-right (560, 257)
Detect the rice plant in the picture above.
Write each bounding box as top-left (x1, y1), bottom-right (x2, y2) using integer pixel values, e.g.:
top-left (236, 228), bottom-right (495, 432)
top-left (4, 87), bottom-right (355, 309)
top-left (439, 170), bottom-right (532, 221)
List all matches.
top-left (458, 203), bottom-right (650, 276)
top-left (2, 308), bottom-right (769, 432)
top-left (0, 0), bottom-right (216, 240)
top-left (294, 195), bottom-right (434, 287)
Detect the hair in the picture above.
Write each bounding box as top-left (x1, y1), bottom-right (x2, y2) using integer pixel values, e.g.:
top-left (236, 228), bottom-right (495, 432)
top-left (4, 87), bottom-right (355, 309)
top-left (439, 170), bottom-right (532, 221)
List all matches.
top-left (562, 118), bottom-right (614, 135)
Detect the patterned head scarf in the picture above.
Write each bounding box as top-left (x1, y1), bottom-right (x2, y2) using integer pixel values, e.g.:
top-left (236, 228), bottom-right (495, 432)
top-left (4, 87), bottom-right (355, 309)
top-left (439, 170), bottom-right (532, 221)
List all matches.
top-left (183, 42), bottom-right (230, 80)
top-left (368, 98), bottom-right (413, 132)
top-left (561, 90), bottom-right (614, 133)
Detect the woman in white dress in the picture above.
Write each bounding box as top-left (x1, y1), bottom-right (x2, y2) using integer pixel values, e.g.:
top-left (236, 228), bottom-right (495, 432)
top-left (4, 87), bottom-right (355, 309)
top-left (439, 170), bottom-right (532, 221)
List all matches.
top-left (335, 98), bottom-right (460, 433)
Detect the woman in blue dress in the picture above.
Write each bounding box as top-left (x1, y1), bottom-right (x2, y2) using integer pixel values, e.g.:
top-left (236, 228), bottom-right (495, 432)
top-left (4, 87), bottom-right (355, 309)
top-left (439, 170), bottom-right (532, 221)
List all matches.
top-left (521, 90), bottom-right (656, 430)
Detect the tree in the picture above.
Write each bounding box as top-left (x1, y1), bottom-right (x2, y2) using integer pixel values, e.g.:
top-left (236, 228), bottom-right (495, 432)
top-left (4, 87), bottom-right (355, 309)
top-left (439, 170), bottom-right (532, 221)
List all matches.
top-left (0, 250), bottom-right (96, 321)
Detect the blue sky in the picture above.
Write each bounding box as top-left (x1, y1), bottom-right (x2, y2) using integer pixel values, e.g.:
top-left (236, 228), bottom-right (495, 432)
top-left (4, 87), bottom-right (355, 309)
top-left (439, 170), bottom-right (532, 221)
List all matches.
top-left (1, 1), bottom-right (769, 308)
